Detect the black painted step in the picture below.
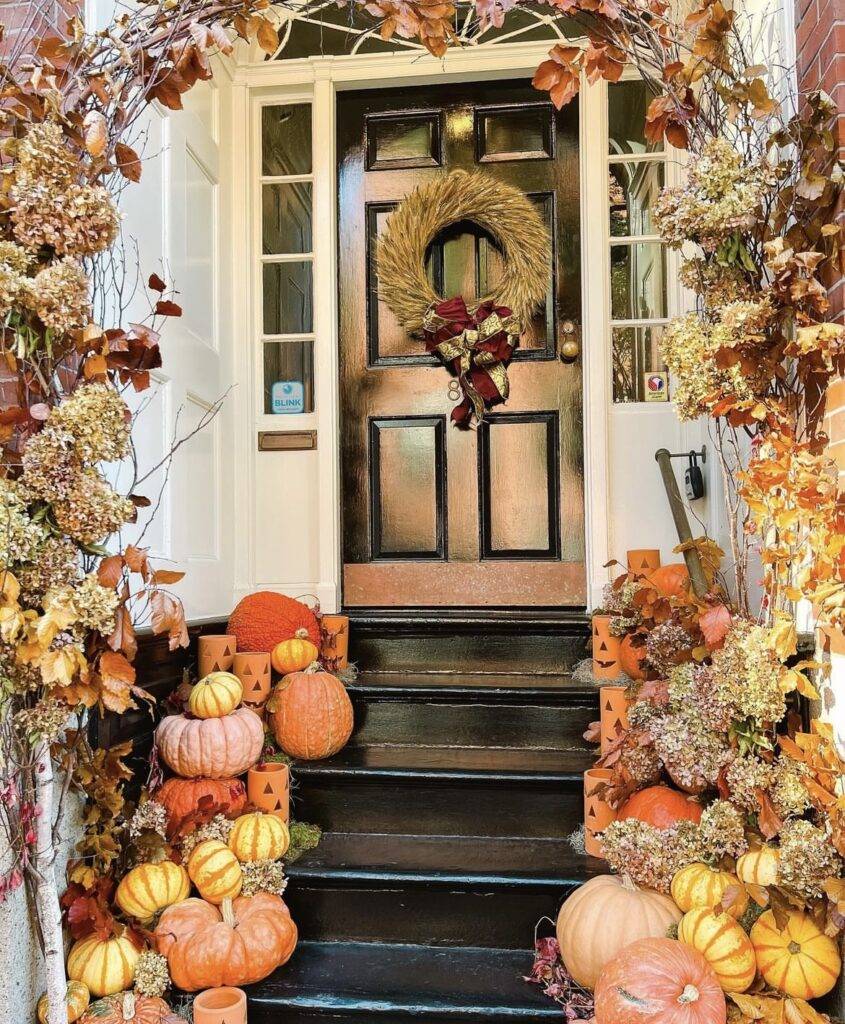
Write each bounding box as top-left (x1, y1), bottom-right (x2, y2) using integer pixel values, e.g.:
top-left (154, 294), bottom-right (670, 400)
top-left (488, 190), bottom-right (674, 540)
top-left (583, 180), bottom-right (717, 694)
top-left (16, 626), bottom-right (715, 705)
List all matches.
top-left (247, 941), bottom-right (560, 1023)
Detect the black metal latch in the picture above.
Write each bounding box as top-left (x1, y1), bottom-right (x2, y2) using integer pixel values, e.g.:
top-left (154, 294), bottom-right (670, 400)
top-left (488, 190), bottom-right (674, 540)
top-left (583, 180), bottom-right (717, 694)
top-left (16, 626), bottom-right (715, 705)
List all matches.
top-left (684, 450), bottom-right (705, 500)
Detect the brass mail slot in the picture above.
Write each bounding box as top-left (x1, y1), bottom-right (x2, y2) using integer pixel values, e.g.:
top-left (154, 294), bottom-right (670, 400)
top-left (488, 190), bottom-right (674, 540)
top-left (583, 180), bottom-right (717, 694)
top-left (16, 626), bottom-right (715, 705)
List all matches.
top-left (258, 430), bottom-right (317, 452)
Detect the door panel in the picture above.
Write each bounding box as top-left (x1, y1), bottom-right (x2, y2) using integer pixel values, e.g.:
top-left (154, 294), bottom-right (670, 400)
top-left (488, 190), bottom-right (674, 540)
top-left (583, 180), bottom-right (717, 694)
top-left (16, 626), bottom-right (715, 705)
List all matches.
top-left (338, 80), bottom-right (584, 609)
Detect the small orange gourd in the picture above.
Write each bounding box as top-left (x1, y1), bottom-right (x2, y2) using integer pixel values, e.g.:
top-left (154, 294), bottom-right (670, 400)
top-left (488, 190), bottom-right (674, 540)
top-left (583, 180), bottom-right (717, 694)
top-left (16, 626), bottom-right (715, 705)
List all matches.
top-left (228, 812), bottom-right (290, 862)
top-left (78, 993), bottom-right (182, 1024)
top-left (736, 845), bottom-right (779, 887)
top-left (671, 863), bottom-right (748, 920)
top-left (188, 672), bottom-right (242, 719)
top-left (271, 629), bottom-right (320, 674)
top-left (67, 935), bottom-right (139, 997)
top-left (115, 860), bottom-right (190, 922)
top-left (37, 981), bottom-right (90, 1024)
top-left (750, 909), bottom-right (840, 999)
top-left (678, 908), bottom-right (756, 993)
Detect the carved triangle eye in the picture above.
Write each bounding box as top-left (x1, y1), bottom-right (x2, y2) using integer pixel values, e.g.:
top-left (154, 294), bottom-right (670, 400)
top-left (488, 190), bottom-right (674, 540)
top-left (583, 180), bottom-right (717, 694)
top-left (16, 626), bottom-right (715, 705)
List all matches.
top-left (264, 783), bottom-right (274, 795)
top-left (243, 666), bottom-right (253, 676)
top-left (599, 641), bottom-right (608, 652)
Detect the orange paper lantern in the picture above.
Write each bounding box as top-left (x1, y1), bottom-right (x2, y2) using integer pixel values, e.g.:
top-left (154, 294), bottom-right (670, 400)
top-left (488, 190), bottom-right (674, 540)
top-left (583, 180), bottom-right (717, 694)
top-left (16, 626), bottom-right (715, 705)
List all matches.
top-left (627, 549), bottom-right (661, 574)
top-left (321, 614), bottom-right (350, 670)
top-left (584, 768), bottom-right (616, 859)
top-left (592, 615), bottom-right (621, 679)
top-left (192, 988), bottom-right (246, 1024)
top-left (198, 634), bottom-right (236, 677)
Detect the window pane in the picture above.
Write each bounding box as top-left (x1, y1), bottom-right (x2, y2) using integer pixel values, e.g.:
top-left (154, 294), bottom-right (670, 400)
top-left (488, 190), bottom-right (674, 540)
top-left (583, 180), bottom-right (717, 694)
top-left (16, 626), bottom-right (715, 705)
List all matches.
top-left (367, 113), bottom-right (440, 169)
top-left (263, 261), bottom-right (313, 334)
top-left (477, 105), bottom-right (553, 162)
top-left (609, 161), bottom-right (664, 237)
top-left (262, 182), bottom-right (313, 254)
top-left (608, 81), bottom-right (663, 156)
top-left (610, 242), bottom-right (666, 320)
top-left (262, 105), bottom-right (312, 176)
top-left (263, 340), bottom-right (314, 414)
top-left (612, 325), bottom-right (667, 403)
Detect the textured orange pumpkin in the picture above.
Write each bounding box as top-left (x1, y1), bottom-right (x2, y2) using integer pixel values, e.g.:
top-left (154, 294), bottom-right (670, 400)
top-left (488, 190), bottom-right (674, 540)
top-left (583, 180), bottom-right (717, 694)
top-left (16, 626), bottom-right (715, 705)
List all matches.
top-left (671, 863), bottom-right (748, 920)
top-left (648, 563), bottom-right (690, 599)
top-left (115, 860), bottom-right (190, 921)
top-left (79, 993), bottom-right (181, 1024)
top-left (619, 634), bottom-right (647, 680)
top-left (188, 671), bottom-right (242, 719)
top-left (271, 669), bottom-right (354, 760)
top-left (37, 981), bottom-right (90, 1024)
top-left (67, 936), bottom-right (139, 997)
top-left (187, 839), bottom-right (243, 903)
top-left (556, 874), bottom-right (682, 989)
top-left (594, 937), bottom-right (726, 1024)
top-left (678, 908), bottom-right (756, 993)
top-left (271, 630), bottom-right (320, 674)
top-left (618, 786), bottom-right (703, 829)
top-left (228, 592), bottom-right (320, 654)
top-left (154, 892), bottom-right (298, 991)
top-left (750, 909), bottom-right (840, 998)
top-left (155, 707), bottom-right (264, 778)
top-left (155, 777), bottom-right (246, 833)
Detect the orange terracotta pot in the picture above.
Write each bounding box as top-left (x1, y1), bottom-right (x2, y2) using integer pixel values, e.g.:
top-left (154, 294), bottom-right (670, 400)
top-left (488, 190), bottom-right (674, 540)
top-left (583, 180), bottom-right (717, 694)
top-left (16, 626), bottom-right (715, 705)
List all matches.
top-left (234, 652), bottom-right (272, 710)
top-left (584, 768), bottom-right (616, 859)
top-left (192, 987), bottom-right (246, 1024)
top-left (247, 762), bottom-right (290, 822)
top-left (592, 615), bottom-right (621, 680)
top-left (627, 549), bottom-right (661, 574)
top-left (320, 614), bottom-right (350, 671)
top-left (198, 634), bottom-right (237, 677)
top-left (599, 685), bottom-right (629, 753)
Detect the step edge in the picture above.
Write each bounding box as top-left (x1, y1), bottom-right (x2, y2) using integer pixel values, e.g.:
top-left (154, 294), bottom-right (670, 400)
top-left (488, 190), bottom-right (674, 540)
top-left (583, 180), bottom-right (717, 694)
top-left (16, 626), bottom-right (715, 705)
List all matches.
top-left (285, 867), bottom-right (589, 889)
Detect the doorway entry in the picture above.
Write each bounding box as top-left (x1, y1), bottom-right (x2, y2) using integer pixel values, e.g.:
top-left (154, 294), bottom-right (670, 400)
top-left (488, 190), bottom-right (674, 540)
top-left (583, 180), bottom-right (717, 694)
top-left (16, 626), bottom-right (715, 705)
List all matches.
top-left (338, 79), bottom-right (585, 609)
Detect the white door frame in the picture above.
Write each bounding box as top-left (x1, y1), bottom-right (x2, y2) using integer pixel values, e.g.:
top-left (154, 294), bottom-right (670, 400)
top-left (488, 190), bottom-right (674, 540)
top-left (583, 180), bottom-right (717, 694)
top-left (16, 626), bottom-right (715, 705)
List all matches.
top-left (229, 42), bottom-right (624, 612)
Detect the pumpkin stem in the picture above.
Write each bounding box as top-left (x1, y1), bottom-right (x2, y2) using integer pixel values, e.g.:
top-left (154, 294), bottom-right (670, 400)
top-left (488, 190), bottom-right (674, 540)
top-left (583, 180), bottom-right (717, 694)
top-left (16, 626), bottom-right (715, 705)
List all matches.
top-left (122, 992), bottom-right (136, 1021)
top-left (620, 874), bottom-right (638, 891)
top-left (221, 897), bottom-right (236, 927)
top-left (294, 628), bottom-right (309, 639)
top-left (678, 985), bottom-right (700, 1005)
top-left (304, 661), bottom-right (321, 673)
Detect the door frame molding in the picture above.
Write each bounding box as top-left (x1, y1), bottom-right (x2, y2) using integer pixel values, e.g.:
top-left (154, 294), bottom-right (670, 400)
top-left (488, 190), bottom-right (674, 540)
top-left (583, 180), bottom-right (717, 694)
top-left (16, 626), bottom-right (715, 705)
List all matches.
top-left (230, 42), bottom-right (616, 611)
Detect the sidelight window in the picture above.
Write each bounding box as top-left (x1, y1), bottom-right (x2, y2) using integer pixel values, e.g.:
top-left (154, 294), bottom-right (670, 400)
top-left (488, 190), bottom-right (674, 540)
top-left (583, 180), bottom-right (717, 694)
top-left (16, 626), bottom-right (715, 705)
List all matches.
top-left (607, 81), bottom-right (670, 404)
top-left (259, 103), bottom-right (315, 415)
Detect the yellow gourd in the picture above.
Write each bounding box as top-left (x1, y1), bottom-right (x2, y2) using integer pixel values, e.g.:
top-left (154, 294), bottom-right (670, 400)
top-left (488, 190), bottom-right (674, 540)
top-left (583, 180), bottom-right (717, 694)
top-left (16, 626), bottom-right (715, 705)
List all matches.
top-left (750, 909), bottom-right (840, 999)
top-left (187, 839), bottom-right (243, 904)
top-left (736, 846), bottom-right (780, 887)
top-left (67, 935), bottom-right (139, 997)
top-left (677, 907), bottom-right (756, 993)
top-left (271, 630), bottom-right (319, 674)
top-left (115, 861), bottom-right (190, 922)
top-left (37, 981), bottom-right (90, 1024)
top-left (228, 812), bottom-right (290, 863)
top-left (671, 862), bottom-right (748, 919)
top-left (188, 671), bottom-right (243, 719)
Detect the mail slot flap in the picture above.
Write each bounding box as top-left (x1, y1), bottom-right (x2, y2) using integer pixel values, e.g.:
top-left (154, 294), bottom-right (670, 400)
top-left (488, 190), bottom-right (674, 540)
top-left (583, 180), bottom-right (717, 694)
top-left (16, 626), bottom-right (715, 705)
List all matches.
top-left (258, 430), bottom-right (317, 451)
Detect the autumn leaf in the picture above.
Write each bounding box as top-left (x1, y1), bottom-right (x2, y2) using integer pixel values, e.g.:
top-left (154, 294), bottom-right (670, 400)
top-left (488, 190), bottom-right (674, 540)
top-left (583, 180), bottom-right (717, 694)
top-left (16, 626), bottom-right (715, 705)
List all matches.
top-left (97, 554), bottom-right (125, 588)
top-left (155, 300), bottom-right (182, 317)
top-left (98, 650), bottom-right (137, 713)
top-left (115, 142), bottom-right (142, 183)
top-left (150, 590), bottom-right (189, 650)
top-left (152, 568), bottom-right (186, 585)
top-left (148, 273), bottom-right (167, 293)
top-left (83, 111), bottom-right (108, 158)
top-left (256, 16), bottom-right (280, 54)
top-left (699, 603), bottom-right (732, 647)
top-left (532, 45), bottom-right (581, 109)
top-left (124, 545), bottom-right (150, 580)
top-left (756, 788), bottom-right (784, 839)
top-left (108, 605), bottom-right (137, 662)
top-left (83, 354), bottom-right (108, 379)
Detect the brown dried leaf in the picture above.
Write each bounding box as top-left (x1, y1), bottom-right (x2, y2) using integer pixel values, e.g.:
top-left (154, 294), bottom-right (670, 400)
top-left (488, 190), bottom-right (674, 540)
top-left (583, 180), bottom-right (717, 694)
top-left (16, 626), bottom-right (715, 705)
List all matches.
top-left (115, 142), bottom-right (141, 182)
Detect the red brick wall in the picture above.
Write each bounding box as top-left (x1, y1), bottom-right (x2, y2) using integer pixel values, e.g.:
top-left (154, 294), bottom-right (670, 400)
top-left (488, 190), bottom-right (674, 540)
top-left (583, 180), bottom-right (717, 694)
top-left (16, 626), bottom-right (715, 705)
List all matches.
top-left (1, 1), bottom-right (80, 61)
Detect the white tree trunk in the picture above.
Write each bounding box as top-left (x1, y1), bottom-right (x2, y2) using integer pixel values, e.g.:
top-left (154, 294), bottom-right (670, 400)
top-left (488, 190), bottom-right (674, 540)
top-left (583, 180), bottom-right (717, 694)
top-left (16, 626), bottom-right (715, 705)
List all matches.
top-left (33, 741), bottom-right (67, 1024)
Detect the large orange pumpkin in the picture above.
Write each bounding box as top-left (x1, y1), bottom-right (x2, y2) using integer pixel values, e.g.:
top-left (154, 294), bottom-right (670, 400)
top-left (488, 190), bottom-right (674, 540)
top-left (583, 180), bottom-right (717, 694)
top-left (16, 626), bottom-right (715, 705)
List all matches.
top-left (594, 937), bottom-right (726, 1024)
top-left (154, 892), bottom-right (298, 991)
top-left (155, 707), bottom-right (264, 778)
top-left (619, 634), bottom-right (647, 680)
top-left (556, 874), bottom-right (682, 989)
top-left (648, 563), bottom-right (690, 599)
top-left (155, 777), bottom-right (246, 833)
top-left (228, 592), bottom-right (319, 654)
top-left (79, 993), bottom-right (181, 1024)
top-left (618, 786), bottom-right (703, 829)
top-left (271, 668), bottom-right (354, 760)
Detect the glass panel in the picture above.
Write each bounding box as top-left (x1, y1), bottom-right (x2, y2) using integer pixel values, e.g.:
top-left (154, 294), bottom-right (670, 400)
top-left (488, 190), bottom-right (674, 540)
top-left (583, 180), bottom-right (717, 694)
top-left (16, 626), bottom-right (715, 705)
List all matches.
top-left (608, 81), bottom-right (663, 156)
top-left (478, 105), bottom-right (553, 161)
top-left (610, 242), bottom-right (667, 320)
top-left (612, 325), bottom-right (667, 403)
top-left (263, 340), bottom-right (314, 414)
top-left (263, 261), bottom-right (313, 334)
top-left (609, 161), bottom-right (664, 237)
top-left (262, 105), bottom-right (312, 176)
top-left (262, 182), bottom-right (313, 254)
top-left (368, 113), bottom-right (439, 169)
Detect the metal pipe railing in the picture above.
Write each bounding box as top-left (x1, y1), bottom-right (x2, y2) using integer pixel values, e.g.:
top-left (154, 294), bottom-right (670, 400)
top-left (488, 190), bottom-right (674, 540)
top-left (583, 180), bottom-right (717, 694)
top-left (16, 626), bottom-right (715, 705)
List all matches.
top-left (654, 447), bottom-right (708, 599)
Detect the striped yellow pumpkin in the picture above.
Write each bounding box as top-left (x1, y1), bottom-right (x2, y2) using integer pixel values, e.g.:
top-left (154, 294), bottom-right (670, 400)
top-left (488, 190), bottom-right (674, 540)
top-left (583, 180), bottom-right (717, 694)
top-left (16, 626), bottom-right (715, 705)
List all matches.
top-left (750, 909), bottom-right (841, 999)
top-left (115, 860), bottom-right (190, 922)
top-left (228, 812), bottom-right (290, 863)
top-left (67, 935), bottom-right (139, 997)
top-left (677, 908), bottom-right (756, 993)
top-left (187, 839), bottom-right (243, 904)
top-left (671, 862), bottom-right (748, 919)
top-left (189, 672), bottom-right (243, 719)
top-left (736, 845), bottom-right (780, 887)
top-left (37, 981), bottom-right (90, 1024)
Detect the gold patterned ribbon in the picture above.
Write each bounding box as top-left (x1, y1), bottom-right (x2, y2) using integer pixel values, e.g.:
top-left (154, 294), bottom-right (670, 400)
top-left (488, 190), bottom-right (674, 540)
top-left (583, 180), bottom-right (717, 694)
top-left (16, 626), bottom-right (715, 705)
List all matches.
top-left (422, 296), bottom-right (521, 428)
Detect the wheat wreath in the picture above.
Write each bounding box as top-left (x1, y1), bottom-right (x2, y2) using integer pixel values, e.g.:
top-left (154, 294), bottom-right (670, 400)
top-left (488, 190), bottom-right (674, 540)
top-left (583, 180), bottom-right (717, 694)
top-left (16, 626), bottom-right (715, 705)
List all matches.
top-left (377, 169), bottom-right (552, 332)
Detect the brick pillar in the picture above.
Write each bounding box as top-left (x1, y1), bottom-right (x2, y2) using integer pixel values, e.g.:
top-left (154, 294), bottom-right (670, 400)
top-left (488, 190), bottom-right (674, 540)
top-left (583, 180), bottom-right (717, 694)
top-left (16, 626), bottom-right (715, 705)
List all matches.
top-left (1, 1), bottom-right (80, 61)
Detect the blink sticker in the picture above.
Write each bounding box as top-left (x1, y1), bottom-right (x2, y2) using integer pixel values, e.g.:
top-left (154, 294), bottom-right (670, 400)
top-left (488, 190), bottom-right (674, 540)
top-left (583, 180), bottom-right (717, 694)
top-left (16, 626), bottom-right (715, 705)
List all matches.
top-left (271, 380), bottom-right (305, 414)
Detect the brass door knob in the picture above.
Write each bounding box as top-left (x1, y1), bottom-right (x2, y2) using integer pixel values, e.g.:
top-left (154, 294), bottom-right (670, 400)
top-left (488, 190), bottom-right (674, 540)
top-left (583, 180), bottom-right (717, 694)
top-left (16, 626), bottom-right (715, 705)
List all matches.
top-left (560, 320), bottom-right (580, 362)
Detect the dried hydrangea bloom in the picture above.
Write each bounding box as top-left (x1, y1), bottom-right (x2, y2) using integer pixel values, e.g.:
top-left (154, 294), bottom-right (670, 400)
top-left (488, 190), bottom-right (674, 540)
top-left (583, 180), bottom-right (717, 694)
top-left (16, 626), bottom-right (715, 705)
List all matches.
top-left (769, 756), bottom-right (812, 819)
top-left (52, 467), bottom-right (135, 545)
top-left (0, 641), bottom-right (42, 693)
top-left (724, 753), bottom-right (775, 812)
top-left (601, 818), bottom-right (703, 893)
top-left (44, 573), bottom-right (120, 637)
top-left (14, 121), bottom-right (77, 188)
top-left (0, 478), bottom-right (46, 568)
top-left (128, 800), bottom-right (168, 841)
top-left (680, 259), bottom-right (754, 311)
top-left (133, 951), bottom-right (171, 999)
top-left (653, 704), bottom-right (734, 794)
top-left (21, 427), bottom-right (81, 502)
top-left (667, 662), bottom-right (733, 732)
top-left (0, 242), bottom-right (33, 321)
top-left (16, 535), bottom-right (81, 608)
top-left (698, 800), bottom-right (748, 860)
top-left (51, 382), bottom-right (130, 463)
top-left (710, 620), bottom-right (787, 725)
top-left (645, 622), bottom-right (693, 675)
top-left (778, 819), bottom-right (843, 898)
top-left (617, 737), bottom-right (662, 788)
top-left (13, 696), bottom-right (68, 743)
top-left (12, 181), bottom-right (120, 257)
top-left (180, 813), bottom-right (235, 858)
top-left (30, 258), bottom-right (90, 333)
top-left (241, 859), bottom-right (289, 897)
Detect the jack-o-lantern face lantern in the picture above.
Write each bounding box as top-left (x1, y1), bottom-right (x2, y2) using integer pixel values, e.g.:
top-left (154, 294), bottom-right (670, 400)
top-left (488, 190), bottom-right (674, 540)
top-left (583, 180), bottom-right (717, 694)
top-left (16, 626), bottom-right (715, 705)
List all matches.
top-left (592, 615), bottom-right (621, 680)
top-left (626, 548), bottom-right (661, 575)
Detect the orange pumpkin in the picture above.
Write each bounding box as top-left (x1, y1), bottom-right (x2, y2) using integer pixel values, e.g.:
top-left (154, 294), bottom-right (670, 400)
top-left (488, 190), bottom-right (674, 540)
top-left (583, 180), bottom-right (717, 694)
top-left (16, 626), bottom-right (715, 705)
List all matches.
top-left (228, 592), bottom-right (320, 654)
top-left (750, 909), bottom-right (840, 999)
top-left (154, 892), bottom-right (298, 991)
top-left (155, 777), bottom-right (246, 834)
top-left (648, 563), bottom-right (690, 599)
top-left (594, 937), bottom-right (726, 1024)
top-left (155, 707), bottom-right (264, 778)
top-left (187, 839), bottom-right (243, 903)
top-left (556, 874), bottom-right (682, 989)
top-left (271, 629), bottom-right (320, 674)
top-left (79, 993), bottom-right (181, 1024)
top-left (618, 786), bottom-right (703, 829)
top-left (619, 634), bottom-right (647, 680)
top-left (271, 668), bottom-right (354, 760)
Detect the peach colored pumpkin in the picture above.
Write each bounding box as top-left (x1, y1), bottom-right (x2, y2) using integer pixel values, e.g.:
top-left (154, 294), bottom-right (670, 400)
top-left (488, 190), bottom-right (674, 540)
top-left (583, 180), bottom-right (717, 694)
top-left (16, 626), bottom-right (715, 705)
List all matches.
top-left (154, 892), bottom-right (297, 991)
top-left (270, 668), bottom-right (353, 761)
top-left (619, 634), bottom-right (647, 680)
top-left (556, 874), bottom-right (682, 989)
top-left (155, 708), bottom-right (263, 779)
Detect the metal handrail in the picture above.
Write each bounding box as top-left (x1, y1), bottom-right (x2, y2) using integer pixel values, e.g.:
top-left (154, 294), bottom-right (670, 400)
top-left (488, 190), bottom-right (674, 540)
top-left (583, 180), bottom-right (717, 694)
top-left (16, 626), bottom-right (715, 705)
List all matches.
top-left (654, 447), bottom-right (708, 599)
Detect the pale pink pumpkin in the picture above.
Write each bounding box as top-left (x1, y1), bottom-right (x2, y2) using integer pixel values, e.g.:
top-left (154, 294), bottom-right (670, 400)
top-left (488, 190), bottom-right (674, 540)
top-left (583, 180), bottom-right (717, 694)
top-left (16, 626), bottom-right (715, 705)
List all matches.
top-left (155, 707), bottom-right (264, 778)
